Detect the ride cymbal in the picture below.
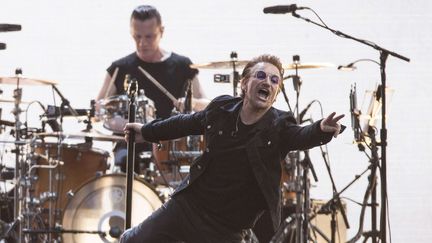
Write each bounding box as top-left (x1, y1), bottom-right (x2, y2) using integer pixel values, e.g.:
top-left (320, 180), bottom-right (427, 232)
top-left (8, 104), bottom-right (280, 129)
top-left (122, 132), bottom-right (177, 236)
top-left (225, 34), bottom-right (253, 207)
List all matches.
top-left (0, 77), bottom-right (58, 86)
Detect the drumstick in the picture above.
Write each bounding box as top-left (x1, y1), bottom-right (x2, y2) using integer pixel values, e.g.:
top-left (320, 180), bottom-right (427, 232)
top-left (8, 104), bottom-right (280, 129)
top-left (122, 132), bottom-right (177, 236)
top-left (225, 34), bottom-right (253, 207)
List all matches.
top-left (104, 67), bottom-right (119, 99)
top-left (138, 66), bottom-right (177, 103)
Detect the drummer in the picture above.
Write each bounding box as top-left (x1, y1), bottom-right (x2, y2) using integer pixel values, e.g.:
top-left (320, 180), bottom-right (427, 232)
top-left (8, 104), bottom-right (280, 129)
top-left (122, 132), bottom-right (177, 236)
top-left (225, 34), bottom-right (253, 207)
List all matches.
top-left (96, 5), bottom-right (209, 172)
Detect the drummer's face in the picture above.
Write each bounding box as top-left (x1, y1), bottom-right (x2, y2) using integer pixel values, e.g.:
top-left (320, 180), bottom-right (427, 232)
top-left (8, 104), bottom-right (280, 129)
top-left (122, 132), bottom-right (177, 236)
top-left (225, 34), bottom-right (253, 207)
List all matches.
top-left (130, 17), bottom-right (164, 61)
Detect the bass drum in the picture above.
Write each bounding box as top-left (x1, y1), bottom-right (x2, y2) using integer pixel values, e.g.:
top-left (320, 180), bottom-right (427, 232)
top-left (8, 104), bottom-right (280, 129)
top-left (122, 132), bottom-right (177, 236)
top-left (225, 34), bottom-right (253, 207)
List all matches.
top-left (62, 174), bottom-right (163, 243)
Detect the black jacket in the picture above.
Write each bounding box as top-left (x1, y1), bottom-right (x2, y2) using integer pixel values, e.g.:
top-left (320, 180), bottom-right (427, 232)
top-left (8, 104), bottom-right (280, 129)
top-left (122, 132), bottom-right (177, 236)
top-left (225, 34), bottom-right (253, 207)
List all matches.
top-left (141, 95), bottom-right (334, 231)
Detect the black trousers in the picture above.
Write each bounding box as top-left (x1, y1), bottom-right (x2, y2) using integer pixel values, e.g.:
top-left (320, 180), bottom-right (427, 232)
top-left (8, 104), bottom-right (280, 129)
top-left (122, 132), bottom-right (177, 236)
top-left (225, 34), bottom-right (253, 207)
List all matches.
top-left (119, 193), bottom-right (247, 243)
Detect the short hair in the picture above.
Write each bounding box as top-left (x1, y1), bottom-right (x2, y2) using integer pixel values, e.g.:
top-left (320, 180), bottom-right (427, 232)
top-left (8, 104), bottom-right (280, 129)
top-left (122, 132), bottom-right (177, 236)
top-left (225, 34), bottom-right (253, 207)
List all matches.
top-left (240, 54), bottom-right (284, 98)
top-left (131, 5), bottom-right (162, 26)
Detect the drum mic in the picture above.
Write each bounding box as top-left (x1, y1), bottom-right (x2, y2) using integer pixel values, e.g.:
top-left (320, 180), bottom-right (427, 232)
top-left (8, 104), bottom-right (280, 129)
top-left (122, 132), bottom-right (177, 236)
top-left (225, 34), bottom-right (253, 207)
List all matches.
top-left (263, 4), bottom-right (306, 14)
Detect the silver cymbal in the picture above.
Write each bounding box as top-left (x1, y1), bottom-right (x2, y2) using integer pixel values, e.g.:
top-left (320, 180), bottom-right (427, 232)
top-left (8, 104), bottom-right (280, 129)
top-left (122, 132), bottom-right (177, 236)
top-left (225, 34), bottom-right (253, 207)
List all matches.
top-left (0, 76), bottom-right (58, 86)
top-left (283, 62), bottom-right (335, 70)
top-left (0, 98), bottom-right (30, 104)
top-left (190, 61), bottom-right (335, 70)
top-left (36, 130), bottom-right (124, 142)
top-left (190, 60), bottom-right (250, 69)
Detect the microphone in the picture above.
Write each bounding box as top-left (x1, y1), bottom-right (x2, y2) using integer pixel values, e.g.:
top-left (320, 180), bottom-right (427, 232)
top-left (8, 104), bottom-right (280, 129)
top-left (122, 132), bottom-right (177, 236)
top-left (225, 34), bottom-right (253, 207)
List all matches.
top-left (337, 63), bottom-right (357, 71)
top-left (263, 4), bottom-right (305, 14)
top-left (350, 84), bottom-right (361, 141)
top-left (0, 24), bottom-right (22, 32)
top-left (298, 100), bottom-right (315, 123)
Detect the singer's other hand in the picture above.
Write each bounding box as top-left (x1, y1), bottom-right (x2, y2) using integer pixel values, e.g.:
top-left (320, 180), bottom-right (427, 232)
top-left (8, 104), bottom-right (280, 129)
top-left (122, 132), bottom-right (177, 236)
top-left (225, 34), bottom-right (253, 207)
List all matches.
top-left (320, 112), bottom-right (345, 138)
top-left (123, 123), bottom-right (144, 143)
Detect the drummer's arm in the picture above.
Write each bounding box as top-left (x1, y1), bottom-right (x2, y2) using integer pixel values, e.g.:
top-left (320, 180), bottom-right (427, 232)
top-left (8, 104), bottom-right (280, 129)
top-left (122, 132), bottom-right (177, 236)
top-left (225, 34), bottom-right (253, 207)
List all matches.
top-left (191, 75), bottom-right (210, 111)
top-left (93, 73), bottom-right (118, 122)
top-left (96, 72), bottom-right (117, 101)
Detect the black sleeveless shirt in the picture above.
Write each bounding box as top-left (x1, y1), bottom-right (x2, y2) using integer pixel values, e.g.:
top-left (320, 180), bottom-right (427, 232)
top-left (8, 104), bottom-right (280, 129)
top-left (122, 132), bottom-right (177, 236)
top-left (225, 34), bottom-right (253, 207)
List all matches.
top-left (107, 52), bottom-right (198, 118)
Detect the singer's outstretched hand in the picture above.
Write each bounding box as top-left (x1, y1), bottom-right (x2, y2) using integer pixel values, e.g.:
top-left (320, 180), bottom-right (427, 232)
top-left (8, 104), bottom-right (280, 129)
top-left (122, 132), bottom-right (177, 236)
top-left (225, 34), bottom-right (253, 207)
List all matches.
top-left (320, 112), bottom-right (345, 138)
top-left (124, 123), bottom-right (145, 143)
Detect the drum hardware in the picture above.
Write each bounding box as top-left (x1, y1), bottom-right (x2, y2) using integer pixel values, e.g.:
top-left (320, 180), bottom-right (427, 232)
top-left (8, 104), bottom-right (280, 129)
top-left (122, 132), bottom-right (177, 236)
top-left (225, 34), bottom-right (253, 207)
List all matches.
top-left (169, 150), bottom-right (202, 159)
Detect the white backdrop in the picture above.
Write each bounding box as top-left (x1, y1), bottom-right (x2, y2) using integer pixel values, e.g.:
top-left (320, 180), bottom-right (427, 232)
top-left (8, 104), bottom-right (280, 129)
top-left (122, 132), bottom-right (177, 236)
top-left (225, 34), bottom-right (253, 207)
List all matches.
top-left (1, 0), bottom-right (431, 242)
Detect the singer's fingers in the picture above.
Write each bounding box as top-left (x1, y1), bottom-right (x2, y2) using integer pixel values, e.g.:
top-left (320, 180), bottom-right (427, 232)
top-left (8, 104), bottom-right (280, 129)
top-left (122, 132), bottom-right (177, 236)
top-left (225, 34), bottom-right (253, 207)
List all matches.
top-left (332, 114), bottom-right (345, 123)
top-left (326, 112), bottom-right (336, 120)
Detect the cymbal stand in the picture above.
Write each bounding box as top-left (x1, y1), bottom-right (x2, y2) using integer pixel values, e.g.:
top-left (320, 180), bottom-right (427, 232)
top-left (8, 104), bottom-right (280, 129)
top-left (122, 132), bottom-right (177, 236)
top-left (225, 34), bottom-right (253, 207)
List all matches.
top-left (230, 51), bottom-right (240, 97)
top-left (288, 55), bottom-right (319, 243)
top-left (10, 68), bottom-right (25, 242)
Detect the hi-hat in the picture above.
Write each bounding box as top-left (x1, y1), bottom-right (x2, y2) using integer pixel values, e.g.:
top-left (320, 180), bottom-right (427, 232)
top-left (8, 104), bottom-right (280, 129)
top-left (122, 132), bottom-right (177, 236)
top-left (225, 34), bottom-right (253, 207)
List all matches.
top-left (284, 62), bottom-right (335, 70)
top-left (36, 130), bottom-right (124, 142)
top-left (0, 77), bottom-right (58, 86)
top-left (190, 60), bottom-right (250, 69)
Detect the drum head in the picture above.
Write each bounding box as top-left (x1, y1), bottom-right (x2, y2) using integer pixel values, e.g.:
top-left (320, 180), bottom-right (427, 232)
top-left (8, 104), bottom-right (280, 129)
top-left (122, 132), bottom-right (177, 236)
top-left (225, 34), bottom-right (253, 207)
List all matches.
top-left (62, 174), bottom-right (162, 243)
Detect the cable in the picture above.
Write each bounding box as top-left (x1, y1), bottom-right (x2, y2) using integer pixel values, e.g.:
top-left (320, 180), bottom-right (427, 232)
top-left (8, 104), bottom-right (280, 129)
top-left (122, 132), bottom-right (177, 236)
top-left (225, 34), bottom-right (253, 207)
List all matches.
top-left (304, 8), bottom-right (329, 28)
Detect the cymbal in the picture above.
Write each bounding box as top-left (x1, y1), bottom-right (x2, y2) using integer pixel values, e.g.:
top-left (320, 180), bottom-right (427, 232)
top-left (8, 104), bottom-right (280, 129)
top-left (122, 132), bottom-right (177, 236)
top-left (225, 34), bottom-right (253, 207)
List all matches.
top-left (191, 61), bottom-right (335, 70)
top-left (0, 98), bottom-right (30, 104)
top-left (0, 77), bottom-right (58, 86)
top-left (283, 62), bottom-right (335, 70)
top-left (36, 130), bottom-right (124, 142)
top-left (190, 60), bottom-right (250, 69)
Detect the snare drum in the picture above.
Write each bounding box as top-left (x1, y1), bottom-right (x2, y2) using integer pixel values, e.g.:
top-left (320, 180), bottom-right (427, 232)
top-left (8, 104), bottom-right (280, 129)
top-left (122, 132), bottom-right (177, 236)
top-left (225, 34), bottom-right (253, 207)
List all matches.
top-left (62, 174), bottom-right (163, 243)
top-left (96, 94), bottom-right (156, 133)
top-left (33, 142), bottom-right (109, 212)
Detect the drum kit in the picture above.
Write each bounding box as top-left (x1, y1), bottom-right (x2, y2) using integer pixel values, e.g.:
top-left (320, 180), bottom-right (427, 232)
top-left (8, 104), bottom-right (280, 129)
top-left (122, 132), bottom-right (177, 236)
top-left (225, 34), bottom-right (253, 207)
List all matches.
top-left (0, 74), bottom-right (166, 242)
top-left (0, 57), bottom-right (339, 243)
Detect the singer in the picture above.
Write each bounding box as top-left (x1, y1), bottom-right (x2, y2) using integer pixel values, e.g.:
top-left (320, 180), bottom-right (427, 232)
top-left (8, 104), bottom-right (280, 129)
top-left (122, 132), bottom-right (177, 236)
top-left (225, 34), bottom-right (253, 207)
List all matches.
top-left (122, 54), bottom-right (344, 243)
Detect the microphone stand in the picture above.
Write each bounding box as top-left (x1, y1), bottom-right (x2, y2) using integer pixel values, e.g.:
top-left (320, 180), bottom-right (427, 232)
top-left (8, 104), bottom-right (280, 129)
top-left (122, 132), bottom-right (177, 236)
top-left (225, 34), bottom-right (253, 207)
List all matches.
top-left (125, 78), bottom-right (137, 230)
top-left (51, 84), bottom-right (80, 125)
top-left (290, 10), bottom-right (410, 243)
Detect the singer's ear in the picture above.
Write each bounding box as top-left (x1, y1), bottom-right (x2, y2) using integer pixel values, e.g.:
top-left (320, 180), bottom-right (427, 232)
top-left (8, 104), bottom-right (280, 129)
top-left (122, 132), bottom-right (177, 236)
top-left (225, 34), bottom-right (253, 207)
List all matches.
top-left (160, 26), bottom-right (165, 37)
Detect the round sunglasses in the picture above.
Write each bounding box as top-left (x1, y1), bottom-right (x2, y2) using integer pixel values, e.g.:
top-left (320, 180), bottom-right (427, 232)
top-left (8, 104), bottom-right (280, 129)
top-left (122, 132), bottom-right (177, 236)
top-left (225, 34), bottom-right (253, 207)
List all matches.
top-left (254, 70), bottom-right (281, 85)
